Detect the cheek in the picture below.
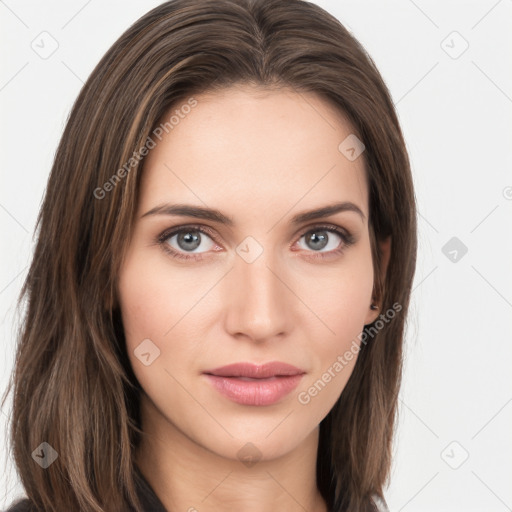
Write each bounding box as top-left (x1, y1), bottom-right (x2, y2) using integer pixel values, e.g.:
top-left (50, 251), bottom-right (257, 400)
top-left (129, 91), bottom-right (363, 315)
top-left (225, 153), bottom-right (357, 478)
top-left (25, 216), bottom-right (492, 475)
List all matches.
top-left (118, 247), bottom-right (192, 342)
top-left (117, 257), bottom-right (174, 400)
top-left (117, 248), bottom-right (211, 386)
top-left (297, 243), bottom-right (374, 402)
top-left (118, 268), bottom-right (164, 343)
top-left (117, 251), bottom-right (189, 404)
top-left (306, 241), bottom-right (374, 340)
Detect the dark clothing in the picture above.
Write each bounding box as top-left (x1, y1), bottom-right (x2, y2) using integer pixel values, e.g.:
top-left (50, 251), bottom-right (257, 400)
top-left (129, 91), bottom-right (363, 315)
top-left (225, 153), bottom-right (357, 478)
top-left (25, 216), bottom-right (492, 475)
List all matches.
top-left (3, 466), bottom-right (167, 512)
top-left (130, 466), bottom-right (167, 512)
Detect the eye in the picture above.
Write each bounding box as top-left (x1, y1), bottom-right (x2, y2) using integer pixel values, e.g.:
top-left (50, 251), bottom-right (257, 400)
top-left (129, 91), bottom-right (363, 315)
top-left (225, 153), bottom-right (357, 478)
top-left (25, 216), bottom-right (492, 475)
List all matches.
top-left (298, 228), bottom-right (341, 252)
top-left (294, 224), bottom-right (355, 259)
top-left (157, 225), bottom-right (219, 260)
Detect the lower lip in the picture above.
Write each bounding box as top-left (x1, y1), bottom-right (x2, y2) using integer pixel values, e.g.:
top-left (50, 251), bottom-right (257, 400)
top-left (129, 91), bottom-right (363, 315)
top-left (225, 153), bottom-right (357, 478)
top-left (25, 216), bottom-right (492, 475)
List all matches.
top-left (204, 374), bottom-right (304, 406)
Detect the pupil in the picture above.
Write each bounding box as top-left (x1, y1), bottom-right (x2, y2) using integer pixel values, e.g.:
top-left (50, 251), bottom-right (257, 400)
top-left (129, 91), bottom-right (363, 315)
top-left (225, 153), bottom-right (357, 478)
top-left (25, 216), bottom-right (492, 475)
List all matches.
top-left (308, 231), bottom-right (328, 250)
top-left (178, 231), bottom-right (201, 251)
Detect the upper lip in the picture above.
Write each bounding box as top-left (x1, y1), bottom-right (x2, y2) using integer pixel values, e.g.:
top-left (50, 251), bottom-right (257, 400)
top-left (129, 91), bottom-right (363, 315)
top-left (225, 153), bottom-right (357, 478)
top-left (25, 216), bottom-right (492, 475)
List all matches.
top-left (204, 362), bottom-right (305, 378)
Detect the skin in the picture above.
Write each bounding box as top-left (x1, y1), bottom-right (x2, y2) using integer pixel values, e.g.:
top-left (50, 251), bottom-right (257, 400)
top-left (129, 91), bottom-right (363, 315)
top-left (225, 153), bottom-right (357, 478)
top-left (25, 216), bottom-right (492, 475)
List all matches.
top-left (117, 84), bottom-right (391, 512)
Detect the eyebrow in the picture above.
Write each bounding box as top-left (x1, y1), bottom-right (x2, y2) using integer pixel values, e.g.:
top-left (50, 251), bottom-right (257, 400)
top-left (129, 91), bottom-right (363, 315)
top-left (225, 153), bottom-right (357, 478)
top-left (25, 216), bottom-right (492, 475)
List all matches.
top-left (140, 201), bottom-right (366, 225)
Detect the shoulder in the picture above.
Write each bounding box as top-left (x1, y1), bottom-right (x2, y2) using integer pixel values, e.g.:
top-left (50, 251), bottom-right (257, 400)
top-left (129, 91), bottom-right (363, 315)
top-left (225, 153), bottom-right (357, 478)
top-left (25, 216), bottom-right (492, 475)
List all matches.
top-left (3, 497), bottom-right (35, 512)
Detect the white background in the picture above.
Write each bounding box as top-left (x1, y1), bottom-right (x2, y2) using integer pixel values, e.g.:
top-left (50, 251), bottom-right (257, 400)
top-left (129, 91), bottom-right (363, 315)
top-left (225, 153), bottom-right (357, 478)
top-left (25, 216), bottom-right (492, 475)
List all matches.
top-left (1, 1), bottom-right (511, 510)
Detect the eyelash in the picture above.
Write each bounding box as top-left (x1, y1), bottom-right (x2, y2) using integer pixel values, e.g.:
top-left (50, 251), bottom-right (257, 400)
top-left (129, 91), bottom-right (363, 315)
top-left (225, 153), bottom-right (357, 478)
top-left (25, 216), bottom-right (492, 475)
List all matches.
top-left (156, 223), bottom-right (356, 262)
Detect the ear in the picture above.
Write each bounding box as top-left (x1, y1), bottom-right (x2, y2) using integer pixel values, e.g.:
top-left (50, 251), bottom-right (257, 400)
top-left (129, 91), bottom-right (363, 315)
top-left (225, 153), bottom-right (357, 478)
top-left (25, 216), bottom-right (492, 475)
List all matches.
top-left (364, 236), bottom-right (391, 325)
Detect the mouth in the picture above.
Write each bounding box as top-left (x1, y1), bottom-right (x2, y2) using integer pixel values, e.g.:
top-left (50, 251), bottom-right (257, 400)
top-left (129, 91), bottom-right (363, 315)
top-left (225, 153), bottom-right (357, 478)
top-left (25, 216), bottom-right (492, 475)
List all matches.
top-left (202, 362), bottom-right (305, 406)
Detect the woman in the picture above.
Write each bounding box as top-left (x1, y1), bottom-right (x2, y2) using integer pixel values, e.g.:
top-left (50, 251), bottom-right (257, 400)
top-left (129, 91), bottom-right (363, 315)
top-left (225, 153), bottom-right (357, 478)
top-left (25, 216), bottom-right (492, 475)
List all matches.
top-left (2, 0), bottom-right (417, 511)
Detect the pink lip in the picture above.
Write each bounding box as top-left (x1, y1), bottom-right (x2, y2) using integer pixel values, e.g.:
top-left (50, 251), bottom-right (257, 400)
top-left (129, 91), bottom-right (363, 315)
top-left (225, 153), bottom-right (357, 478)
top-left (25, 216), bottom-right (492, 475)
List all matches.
top-left (203, 362), bottom-right (305, 406)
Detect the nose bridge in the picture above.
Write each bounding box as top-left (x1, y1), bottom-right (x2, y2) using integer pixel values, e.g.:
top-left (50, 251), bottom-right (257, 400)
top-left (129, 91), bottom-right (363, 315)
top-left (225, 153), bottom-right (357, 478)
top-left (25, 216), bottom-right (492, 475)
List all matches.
top-left (225, 240), bottom-right (291, 340)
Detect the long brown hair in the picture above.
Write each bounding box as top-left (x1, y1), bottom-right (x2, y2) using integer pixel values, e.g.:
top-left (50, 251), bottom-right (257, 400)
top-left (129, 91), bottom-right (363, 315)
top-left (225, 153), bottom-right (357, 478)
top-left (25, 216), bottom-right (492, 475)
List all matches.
top-left (2, 0), bottom-right (417, 511)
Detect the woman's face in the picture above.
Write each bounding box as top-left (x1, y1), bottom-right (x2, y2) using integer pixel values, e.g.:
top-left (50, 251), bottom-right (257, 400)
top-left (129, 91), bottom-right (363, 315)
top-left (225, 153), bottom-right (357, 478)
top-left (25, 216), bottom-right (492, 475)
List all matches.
top-left (118, 84), bottom-right (386, 462)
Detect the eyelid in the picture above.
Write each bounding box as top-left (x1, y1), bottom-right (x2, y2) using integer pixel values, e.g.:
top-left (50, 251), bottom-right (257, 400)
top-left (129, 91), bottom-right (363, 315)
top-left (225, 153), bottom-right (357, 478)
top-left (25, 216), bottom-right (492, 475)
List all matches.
top-left (157, 224), bottom-right (219, 245)
top-left (294, 222), bottom-right (354, 243)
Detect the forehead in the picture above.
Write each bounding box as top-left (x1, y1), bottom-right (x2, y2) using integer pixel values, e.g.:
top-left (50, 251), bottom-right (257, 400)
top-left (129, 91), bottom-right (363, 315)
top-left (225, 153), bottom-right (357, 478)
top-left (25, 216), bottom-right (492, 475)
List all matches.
top-left (138, 85), bottom-right (368, 223)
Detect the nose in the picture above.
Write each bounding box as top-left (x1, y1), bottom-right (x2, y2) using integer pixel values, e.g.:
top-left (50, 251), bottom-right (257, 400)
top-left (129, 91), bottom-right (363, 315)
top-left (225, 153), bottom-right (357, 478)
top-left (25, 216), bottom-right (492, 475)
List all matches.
top-left (223, 247), bottom-right (292, 343)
